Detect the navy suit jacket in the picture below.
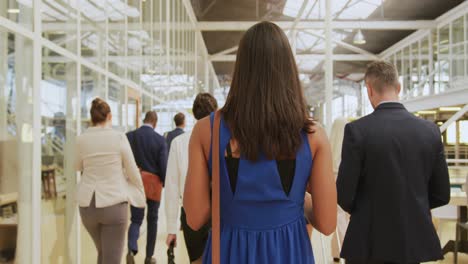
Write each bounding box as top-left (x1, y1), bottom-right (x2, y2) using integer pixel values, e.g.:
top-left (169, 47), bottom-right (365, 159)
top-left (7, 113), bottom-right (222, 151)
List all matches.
top-left (337, 102), bottom-right (450, 263)
top-left (166, 127), bottom-right (184, 151)
top-left (127, 125), bottom-right (168, 184)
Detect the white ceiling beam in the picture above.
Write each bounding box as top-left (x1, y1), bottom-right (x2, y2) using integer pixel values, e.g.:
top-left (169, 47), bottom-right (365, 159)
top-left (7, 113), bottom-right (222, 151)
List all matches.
top-left (380, 1), bottom-right (468, 59)
top-left (210, 54), bottom-right (375, 62)
top-left (43, 22), bottom-right (194, 32)
top-left (197, 20), bottom-right (436, 31)
top-left (212, 45), bottom-right (238, 57)
top-left (440, 104), bottom-right (468, 133)
top-left (379, 29), bottom-right (430, 59)
top-left (289, 0), bottom-right (310, 34)
top-left (403, 88), bottom-right (468, 113)
top-left (43, 55), bottom-right (198, 63)
top-left (301, 30), bottom-right (380, 60)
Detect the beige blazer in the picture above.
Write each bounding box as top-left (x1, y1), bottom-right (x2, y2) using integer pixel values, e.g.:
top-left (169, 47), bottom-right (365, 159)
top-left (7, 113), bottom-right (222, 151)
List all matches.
top-left (75, 127), bottom-right (146, 208)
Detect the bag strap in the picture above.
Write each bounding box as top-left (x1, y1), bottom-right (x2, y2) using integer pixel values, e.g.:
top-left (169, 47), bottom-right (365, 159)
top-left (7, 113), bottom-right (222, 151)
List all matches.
top-left (212, 111), bottom-right (221, 264)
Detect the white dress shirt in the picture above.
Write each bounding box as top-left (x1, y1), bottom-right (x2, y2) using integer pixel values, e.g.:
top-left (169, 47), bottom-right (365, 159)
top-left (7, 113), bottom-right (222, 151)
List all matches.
top-left (164, 130), bottom-right (192, 234)
top-left (75, 127), bottom-right (146, 208)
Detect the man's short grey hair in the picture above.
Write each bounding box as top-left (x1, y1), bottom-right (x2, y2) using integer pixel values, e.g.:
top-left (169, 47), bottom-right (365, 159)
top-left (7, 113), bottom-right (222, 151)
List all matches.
top-left (364, 61), bottom-right (399, 94)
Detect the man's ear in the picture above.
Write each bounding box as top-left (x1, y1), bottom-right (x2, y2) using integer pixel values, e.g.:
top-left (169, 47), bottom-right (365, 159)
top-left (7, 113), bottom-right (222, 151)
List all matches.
top-left (366, 82), bottom-right (373, 97)
top-left (395, 82), bottom-right (402, 96)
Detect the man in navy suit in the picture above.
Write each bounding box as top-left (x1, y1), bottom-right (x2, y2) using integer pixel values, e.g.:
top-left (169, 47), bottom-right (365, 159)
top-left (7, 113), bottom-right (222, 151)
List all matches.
top-left (337, 61), bottom-right (450, 264)
top-left (126, 111), bottom-right (168, 264)
top-left (165, 112), bottom-right (185, 150)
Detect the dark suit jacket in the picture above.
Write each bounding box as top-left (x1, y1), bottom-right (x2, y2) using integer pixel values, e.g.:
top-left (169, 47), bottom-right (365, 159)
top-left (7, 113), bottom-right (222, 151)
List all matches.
top-left (127, 125), bottom-right (168, 184)
top-left (337, 102), bottom-right (450, 263)
top-left (166, 127), bottom-right (184, 151)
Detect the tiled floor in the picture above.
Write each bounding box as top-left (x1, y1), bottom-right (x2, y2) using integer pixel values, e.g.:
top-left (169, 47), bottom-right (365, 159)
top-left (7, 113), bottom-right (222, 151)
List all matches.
top-left (36, 198), bottom-right (468, 263)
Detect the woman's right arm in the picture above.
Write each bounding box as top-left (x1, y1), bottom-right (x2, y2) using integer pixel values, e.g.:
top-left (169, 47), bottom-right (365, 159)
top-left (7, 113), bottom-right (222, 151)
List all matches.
top-left (183, 117), bottom-right (211, 230)
top-left (306, 126), bottom-right (337, 235)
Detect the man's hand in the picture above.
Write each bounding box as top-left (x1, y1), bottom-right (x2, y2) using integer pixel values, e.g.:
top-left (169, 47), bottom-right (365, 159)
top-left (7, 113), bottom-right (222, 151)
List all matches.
top-left (166, 234), bottom-right (177, 247)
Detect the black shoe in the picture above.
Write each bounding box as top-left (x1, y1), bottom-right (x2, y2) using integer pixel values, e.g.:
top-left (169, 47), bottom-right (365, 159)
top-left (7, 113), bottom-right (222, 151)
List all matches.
top-left (126, 252), bottom-right (135, 264)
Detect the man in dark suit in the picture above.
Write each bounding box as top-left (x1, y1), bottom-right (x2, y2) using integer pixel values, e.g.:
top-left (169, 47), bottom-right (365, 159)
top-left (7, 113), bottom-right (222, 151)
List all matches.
top-left (337, 61), bottom-right (450, 264)
top-left (126, 111), bottom-right (168, 264)
top-left (166, 112), bottom-right (185, 150)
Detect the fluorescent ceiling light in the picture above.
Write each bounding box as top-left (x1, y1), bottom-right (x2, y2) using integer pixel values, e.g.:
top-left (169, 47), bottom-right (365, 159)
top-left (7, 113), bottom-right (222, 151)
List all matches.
top-left (437, 121), bottom-right (444, 125)
top-left (7, 8), bottom-right (20, 14)
top-left (439, 106), bottom-right (461, 112)
top-left (417, 110), bottom-right (437, 115)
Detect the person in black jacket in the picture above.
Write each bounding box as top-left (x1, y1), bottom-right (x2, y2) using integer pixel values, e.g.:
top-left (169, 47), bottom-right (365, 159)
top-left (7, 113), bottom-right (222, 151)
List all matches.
top-left (126, 111), bottom-right (168, 264)
top-left (166, 112), bottom-right (185, 150)
top-left (337, 61), bottom-right (450, 264)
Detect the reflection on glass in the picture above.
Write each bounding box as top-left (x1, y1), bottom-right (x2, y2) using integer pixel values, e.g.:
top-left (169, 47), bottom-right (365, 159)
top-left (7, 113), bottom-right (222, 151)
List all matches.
top-left (452, 17), bottom-right (465, 83)
top-left (108, 79), bottom-right (124, 131)
top-left (0, 31), bottom-right (34, 264)
top-left (41, 47), bottom-right (78, 264)
top-left (0, 1), bottom-right (33, 30)
top-left (80, 66), bottom-right (105, 130)
top-left (41, 0), bottom-right (78, 54)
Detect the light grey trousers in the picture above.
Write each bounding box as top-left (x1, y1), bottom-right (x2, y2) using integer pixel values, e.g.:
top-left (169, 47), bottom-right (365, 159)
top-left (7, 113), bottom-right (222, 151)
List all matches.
top-left (80, 194), bottom-right (128, 264)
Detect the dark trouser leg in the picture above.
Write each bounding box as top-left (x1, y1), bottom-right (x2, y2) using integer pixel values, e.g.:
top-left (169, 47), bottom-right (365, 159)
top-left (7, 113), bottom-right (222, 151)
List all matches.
top-left (146, 200), bottom-right (160, 258)
top-left (128, 205), bottom-right (145, 255)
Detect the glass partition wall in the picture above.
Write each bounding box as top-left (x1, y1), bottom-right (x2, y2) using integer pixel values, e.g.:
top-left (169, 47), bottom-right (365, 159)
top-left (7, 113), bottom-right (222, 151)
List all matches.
top-left (0, 0), bottom-right (214, 263)
top-left (383, 11), bottom-right (468, 101)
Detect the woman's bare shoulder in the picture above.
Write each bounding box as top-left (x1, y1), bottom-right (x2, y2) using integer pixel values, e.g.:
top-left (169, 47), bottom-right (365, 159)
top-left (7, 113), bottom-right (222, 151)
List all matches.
top-left (191, 115), bottom-right (212, 157)
top-left (307, 122), bottom-right (328, 154)
top-left (192, 116), bottom-right (211, 136)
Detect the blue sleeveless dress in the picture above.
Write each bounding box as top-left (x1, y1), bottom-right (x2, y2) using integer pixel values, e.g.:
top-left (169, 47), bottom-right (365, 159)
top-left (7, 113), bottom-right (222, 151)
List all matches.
top-left (203, 113), bottom-right (315, 264)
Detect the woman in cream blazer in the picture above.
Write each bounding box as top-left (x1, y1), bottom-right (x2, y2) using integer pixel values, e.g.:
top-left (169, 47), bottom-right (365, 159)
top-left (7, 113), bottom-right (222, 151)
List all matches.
top-left (76, 98), bottom-right (145, 264)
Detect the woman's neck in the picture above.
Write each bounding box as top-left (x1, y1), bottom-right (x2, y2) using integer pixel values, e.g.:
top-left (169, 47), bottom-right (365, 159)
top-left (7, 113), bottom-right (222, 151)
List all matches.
top-left (94, 122), bottom-right (110, 128)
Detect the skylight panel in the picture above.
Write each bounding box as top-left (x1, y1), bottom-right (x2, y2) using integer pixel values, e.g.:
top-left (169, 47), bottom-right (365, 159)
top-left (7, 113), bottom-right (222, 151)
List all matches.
top-left (80, 0), bottom-right (106, 21)
top-left (128, 37), bottom-right (142, 51)
top-left (338, 0), bottom-right (382, 19)
top-left (44, 0), bottom-right (77, 18)
top-left (16, 0), bottom-right (32, 8)
top-left (298, 60), bottom-right (320, 71)
top-left (108, 0), bottom-right (140, 19)
top-left (42, 5), bottom-right (69, 21)
top-left (283, 0), bottom-right (304, 17)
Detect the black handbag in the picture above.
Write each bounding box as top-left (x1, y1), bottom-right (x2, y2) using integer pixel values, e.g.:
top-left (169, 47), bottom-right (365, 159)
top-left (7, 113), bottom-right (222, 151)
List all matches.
top-left (167, 241), bottom-right (175, 264)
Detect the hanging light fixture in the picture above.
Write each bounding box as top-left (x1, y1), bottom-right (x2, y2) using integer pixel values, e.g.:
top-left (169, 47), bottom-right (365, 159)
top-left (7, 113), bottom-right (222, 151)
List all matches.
top-left (353, 29), bottom-right (366, 45)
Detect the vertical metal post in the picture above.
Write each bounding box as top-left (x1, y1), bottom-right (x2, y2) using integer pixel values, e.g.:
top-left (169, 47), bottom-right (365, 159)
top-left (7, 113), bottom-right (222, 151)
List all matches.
top-left (75, 1), bottom-right (82, 261)
top-left (0, 1), bottom-right (7, 141)
top-left (166, 0), bottom-right (171, 88)
top-left (291, 29), bottom-right (297, 57)
top-left (455, 120), bottom-right (460, 166)
top-left (205, 58), bottom-right (210, 93)
top-left (32, 0), bottom-right (42, 262)
top-left (325, 0), bottom-right (333, 130)
top-left (436, 27), bottom-right (440, 94)
top-left (428, 31), bottom-right (434, 94)
top-left (417, 40), bottom-right (422, 96)
top-left (449, 21), bottom-right (453, 89)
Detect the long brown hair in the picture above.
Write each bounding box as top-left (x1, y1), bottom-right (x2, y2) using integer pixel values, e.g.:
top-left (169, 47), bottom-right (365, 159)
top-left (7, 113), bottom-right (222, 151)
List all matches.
top-left (221, 21), bottom-right (314, 161)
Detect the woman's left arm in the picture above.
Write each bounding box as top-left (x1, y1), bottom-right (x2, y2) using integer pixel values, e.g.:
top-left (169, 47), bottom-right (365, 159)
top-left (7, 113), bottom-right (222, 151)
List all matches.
top-left (121, 133), bottom-right (144, 190)
top-left (183, 117), bottom-right (212, 230)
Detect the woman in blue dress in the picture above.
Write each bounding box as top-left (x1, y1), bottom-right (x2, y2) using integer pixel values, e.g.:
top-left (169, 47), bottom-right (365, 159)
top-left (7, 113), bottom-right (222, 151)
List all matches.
top-left (183, 21), bottom-right (337, 264)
